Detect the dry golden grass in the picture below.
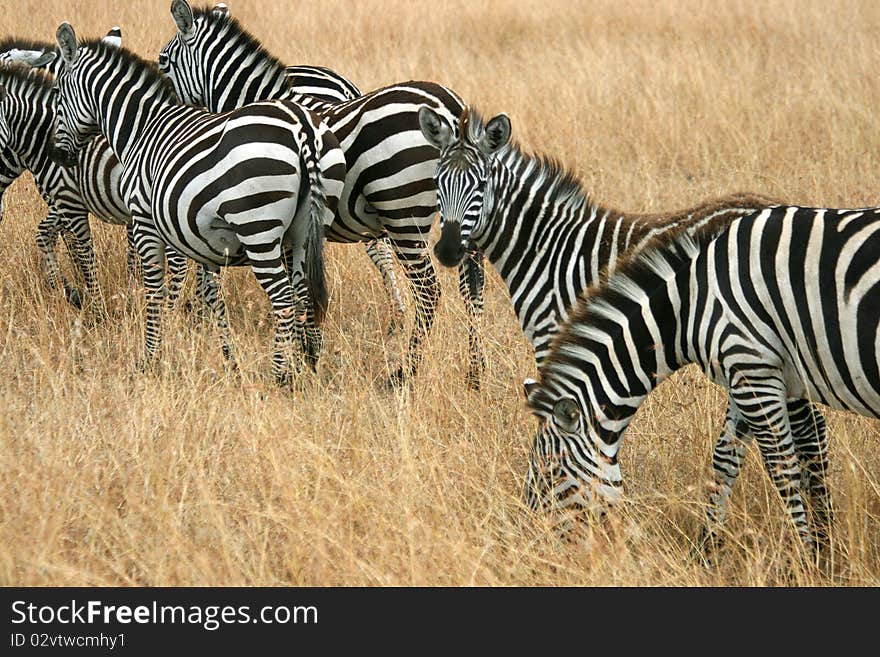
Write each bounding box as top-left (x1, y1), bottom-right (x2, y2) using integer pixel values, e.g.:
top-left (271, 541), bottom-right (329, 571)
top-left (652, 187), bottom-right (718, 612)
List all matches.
top-left (1, 0), bottom-right (879, 586)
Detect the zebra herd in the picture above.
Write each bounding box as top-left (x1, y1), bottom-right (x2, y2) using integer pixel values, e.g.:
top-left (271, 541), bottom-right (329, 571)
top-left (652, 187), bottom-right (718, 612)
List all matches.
top-left (1, 0), bottom-right (878, 562)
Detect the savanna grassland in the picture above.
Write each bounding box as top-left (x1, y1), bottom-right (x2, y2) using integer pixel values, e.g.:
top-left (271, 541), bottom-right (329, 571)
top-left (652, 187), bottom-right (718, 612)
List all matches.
top-left (1, 0), bottom-right (879, 586)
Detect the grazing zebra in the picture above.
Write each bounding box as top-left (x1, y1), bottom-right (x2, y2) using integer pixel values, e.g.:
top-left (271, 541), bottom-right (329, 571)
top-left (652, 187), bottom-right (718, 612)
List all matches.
top-left (0, 30), bottom-right (164, 309)
top-left (418, 107), bottom-right (834, 552)
top-left (524, 205), bottom-right (880, 553)
top-left (166, 1), bottom-right (407, 335)
top-left (159, 0), bottom-right (475, 386)
top-left (51, 23), bottom-right (346, 382)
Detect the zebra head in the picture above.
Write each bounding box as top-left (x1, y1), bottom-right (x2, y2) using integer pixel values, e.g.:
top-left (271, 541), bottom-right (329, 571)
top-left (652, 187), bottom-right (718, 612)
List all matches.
top-left (420, 106), bottom-right (511, 267)
top-left (159, 0), bottom-right (229, 107)
top-left (523, 379), bottom-right (623, 520)
top-left (49, 23), bottom-right (99, 167)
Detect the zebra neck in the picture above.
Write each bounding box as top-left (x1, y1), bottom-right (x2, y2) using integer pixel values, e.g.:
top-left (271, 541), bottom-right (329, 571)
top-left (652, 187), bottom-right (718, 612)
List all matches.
top-left (206, 57), bottom-right (290, 111)
top-left (540, 255), bottom-right (695, 450)
top-left (93, 73), bottom-right (171, 164)
top-left (4, 98), bottom-right (56, 174)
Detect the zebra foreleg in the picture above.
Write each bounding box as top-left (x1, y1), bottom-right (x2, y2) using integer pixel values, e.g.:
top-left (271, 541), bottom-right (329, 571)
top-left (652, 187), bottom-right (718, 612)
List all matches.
top-left (387, 247), bottom-right (440, 388)
top-left (125, 224), bottom-right (141, 282)
top-left (694, 399), bottom-right (751, 560)
top-left (199, 265), bottom-right (236, 367)
top-left (788, 399), bottom-right (833, 552)
top-left (132, 218), bottom-right (167, 372)
top-left (458, 246), bottom-right (486, 390)
top-left (36, 207), bottom-right (81, 308)
top-left (59, 211), bottom-right (104, 319)
top-left (365, 237), bottom-right (407, 335)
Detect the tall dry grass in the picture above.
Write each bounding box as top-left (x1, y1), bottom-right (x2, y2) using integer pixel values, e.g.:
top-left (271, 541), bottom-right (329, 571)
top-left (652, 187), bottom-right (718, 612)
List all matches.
top-left (1, 0), bottom-right (879, 585)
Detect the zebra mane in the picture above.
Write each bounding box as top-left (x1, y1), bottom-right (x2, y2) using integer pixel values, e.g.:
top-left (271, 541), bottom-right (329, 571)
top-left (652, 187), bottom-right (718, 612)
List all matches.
top-left (191, 5), bottom-right (288, 80)
top-left (0, 36), bottom-right (56, 54)
top-left (0, 62), bottom-right (55, 101)
top-left (464, 107), bottom-right (591, 214)
top-left (77, 38), bottom-right (178, 104)
top-left (529, 217), bottom-right (738, 412)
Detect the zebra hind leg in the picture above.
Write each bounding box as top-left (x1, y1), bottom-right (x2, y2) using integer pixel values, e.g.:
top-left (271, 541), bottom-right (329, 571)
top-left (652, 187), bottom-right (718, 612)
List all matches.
top-left (246, 241), bottom-right (299, 385)
top-left (732, 377), bottom-right (814, 555)
top-left (365, 237), bottom-right (407, 336)
top-left (788, 399), bottom-right (833, 556)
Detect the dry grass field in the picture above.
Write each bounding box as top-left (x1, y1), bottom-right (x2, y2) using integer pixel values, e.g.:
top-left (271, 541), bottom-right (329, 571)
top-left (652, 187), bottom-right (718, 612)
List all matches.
top-left (1, 0), bottom-right (879, 586)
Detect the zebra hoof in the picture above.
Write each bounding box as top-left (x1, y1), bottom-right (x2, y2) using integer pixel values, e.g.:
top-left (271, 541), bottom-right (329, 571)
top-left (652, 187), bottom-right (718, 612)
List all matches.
top-left (66, 287), bottom-right (83, 310)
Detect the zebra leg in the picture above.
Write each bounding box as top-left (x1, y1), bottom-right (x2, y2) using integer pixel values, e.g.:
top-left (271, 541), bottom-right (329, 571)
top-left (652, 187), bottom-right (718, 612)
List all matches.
top-left (60, 211), bottom-right (103, 318)
top-left (695, 399), bottom-right (751, 558)
top-left (365, 237), bottom-right (407, 335)
top-left (282, 243), bottom-right (321, 373)
top-left (164, 245), bottom-right (188, 309)
top-left (292, 277), bottom-right (322, 372)
top-left (387, 245), bottom-right (440, 388)
top-left (36, 207), bottom-right (81, 309)
top-left (459, 246), bottom-right (486, 390)
top-left (788, 399), bottom-right (833, 551)
top-left (183, 263), bottom-right (211, 320)
top-left (132, 218), bottom-right (167, 371)
top-left (731, 377), bottom-right (813, 553)
top-left (125, 224), bottom-right (141, 282)
top-left (245, 241), bottom-right (298, 385)
top-left (199, 264), bottom-right (236, 366)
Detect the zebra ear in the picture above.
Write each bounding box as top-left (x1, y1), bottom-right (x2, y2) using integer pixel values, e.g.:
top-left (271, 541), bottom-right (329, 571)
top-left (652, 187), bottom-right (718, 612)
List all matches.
top-left (171, 0), bottom-right (196, 37)
top-left (212, 3), bottom-right (230, 17)
top-left (419, 106), bottom-right (453, 151)
top-left (56, 22), bottom-right (79, 66)
top-left (479, 113), bottom-right (511, 156)
top-left (11, 50), bottom-right (58, 68)
top-left (102, 27), bottom-right (122, 48)
top-left (552, 398), bottom-right (582, 433)
top-left (523, 378), bottom-right (539, 400)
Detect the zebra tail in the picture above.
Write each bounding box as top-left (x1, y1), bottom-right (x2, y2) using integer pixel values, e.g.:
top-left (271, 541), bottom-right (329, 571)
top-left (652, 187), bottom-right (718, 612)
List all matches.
top-left (303, 128), bottom-right (329, 327)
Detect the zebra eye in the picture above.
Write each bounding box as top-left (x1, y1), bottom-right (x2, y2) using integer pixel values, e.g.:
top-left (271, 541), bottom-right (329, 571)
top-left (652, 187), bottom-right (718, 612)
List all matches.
top-left (158, 52), bottom-right (170, 68)
top-left (552, 398), bottom-right (581, 433)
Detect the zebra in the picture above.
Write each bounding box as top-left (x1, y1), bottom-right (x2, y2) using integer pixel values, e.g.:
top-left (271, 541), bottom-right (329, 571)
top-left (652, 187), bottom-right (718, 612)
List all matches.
top-left (50, 23), bottom-right (346, 383)
top-left (417, 107), bottom-right (833, 553)
top-left (158, 0), bottom-right (478, 387)
top-left (0, 30), bottom-right (168, 309)
top-left (166, 1), bottom-right (408, 335)
top-left (523, 205), bottom-right (880, 555)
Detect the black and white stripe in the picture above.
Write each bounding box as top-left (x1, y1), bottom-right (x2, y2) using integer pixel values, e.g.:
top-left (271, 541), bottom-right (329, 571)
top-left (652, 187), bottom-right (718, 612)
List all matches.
top-left (158, 0), bottom-right (475, 386)
top-left (0, 32), bottom-right (195, 310)
top-left (526, 205), bottom-right (880, 553)
top-left (419, 107), bottom-right (777, 373)
top-left (51, 24), bottom-right (346, 382)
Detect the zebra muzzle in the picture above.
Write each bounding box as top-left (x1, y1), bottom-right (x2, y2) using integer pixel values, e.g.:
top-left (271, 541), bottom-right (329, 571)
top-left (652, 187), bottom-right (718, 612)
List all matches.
top-left (434, 221), bottom-right (466, 267)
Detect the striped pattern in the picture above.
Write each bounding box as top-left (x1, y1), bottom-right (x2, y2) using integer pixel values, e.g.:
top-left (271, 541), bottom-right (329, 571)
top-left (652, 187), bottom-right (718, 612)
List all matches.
top-left (158, 0), bottom-right (474, 385)
top-left (421, 107), bottom-right (776, 365)
top-left (52, 26), bottom-right (345, 382)
top-left (0, 33), bottom-right (194, 310)
top-left (527, 206), bottom-right (880, 552)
